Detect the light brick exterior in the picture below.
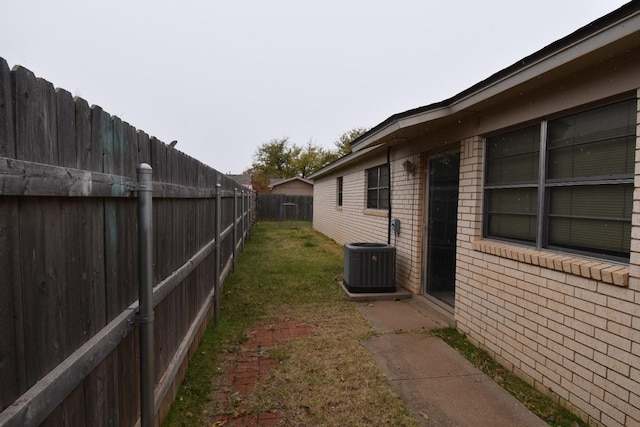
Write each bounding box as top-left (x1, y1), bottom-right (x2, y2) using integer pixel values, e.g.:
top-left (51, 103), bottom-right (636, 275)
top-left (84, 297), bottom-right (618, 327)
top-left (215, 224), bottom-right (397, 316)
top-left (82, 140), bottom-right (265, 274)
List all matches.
top-left (315, 98), bottom-right (640, 425)
top-left (312, 14), bottom-right (640, 425)
top-left (453, 115), bottom-right (640, 425)
top-left (313, 156), bottom-right (389, 246)
top-left (313, 152), bottom-right (425, 293)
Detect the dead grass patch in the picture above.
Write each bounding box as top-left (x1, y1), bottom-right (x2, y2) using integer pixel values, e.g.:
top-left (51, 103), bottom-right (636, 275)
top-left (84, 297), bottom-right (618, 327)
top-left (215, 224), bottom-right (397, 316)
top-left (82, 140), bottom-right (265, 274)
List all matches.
top-left (253, 306), bottom-right (417, 426)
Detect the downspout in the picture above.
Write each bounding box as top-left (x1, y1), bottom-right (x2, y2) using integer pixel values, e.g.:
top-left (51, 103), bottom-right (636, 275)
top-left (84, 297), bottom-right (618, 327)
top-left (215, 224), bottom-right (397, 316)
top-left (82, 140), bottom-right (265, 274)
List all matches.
top-left (387, 146), bottom-right (392, 245)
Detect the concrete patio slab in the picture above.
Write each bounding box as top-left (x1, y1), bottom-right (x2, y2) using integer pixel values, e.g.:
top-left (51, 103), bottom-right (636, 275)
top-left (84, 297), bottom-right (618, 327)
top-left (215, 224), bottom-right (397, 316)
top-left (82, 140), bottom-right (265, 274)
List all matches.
top-left (358, 299), bottom-right (548, 427)
top-left (341, 281), bottom-right (412, 301)
top-left (356, 300), bottom-right (442, 333)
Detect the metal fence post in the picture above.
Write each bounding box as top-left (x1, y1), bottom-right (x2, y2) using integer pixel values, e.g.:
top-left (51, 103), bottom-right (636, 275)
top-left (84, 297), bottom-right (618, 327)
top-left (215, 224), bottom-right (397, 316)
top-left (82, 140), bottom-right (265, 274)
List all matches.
top-left (136, 163), bottom-right (155, 427)
top-left (214, 183), bottom-right (221, 326)
top-left (245, 191), bottom-right (252, 234)
top-left (241, 190), bottom-right (246, 251)
top-left (250, 192), bottom-right (255, 226)
top-left (233, 188), bottom-right (238, 272)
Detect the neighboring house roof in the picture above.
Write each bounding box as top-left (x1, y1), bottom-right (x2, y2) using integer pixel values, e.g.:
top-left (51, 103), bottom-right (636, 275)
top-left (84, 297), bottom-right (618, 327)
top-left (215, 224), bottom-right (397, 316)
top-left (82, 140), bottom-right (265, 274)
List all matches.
top-left (310, 1), bottom-right (640, 179)
top-left (268, 177), bottom-right (313, 190)
top-left (269, 178), bottom-right (286, 187)
top-left (227, 174), bottom-right (253, 189)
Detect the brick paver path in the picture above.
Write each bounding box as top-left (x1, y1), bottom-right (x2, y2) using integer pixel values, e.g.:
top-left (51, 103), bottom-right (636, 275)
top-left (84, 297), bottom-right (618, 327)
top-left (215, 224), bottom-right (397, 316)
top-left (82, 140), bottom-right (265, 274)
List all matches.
top-left (211, 320), bottom-right (313, 426)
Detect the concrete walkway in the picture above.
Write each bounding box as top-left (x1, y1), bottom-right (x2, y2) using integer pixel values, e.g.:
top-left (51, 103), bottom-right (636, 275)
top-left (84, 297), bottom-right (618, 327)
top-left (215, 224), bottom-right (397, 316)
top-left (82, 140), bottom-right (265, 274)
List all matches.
top-left (356, 298), bottom-right (548, 427)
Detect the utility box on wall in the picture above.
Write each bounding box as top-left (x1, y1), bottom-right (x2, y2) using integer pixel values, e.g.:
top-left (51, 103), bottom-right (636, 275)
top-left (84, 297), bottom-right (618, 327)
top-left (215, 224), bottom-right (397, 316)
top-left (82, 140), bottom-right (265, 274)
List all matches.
top-left (343, 243), bottom-right (396, 293)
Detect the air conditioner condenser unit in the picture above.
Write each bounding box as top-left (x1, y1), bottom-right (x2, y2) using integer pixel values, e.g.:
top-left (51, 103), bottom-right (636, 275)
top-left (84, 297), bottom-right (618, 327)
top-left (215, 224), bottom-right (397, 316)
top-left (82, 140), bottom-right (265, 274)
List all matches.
top-left (343, 243), bottom-right (395, 293)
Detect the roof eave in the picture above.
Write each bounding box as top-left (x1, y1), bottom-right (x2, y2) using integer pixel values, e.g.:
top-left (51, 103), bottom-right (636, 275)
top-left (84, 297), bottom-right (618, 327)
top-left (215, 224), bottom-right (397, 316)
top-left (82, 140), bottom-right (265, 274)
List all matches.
top-left (308, 144), bottom-right (383, 180)
top-left (349, 4), bottom-right (640, 152)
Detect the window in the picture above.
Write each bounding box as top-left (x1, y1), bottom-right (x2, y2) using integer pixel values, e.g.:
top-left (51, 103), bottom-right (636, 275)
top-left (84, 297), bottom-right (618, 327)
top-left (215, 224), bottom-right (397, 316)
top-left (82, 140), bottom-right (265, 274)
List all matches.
top-left (337, 177), bottom-right (343, 206)
top-left (367, 164), bottom-right (389, 209)
top-left (485, 124), bottom-right (540, 243)
top-left (484, 99), bottom-right (635, 261)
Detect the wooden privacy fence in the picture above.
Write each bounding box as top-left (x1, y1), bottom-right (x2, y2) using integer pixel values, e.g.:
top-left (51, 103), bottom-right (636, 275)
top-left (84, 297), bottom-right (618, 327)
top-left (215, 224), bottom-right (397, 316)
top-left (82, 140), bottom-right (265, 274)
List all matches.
top-left (0, 58), bottom-right (256, 426)
top-left (256, 194), bottom-right (313, 222)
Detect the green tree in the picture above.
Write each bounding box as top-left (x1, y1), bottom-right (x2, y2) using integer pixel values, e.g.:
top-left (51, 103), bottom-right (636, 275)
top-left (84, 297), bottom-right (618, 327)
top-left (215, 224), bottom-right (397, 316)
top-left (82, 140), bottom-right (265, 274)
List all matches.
top-left (293, 140), bottom-right (338, 178)
top-left (250, 128), bottom-right (369, 187)
top-left (334, 127), bottom-right (369, 157)
top-left (252, 137), bottom-right (297, 178)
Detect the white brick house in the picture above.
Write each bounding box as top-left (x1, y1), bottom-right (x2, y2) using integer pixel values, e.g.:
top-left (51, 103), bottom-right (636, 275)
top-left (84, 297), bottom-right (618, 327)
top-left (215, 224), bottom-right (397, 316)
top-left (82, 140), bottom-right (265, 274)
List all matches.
top-left (310, 4), bottom-right (640, 426)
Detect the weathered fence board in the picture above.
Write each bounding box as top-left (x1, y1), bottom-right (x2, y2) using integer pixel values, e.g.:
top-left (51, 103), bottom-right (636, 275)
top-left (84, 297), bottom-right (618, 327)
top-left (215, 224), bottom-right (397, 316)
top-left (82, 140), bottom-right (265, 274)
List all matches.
top-left (0, 58), bottom-right (14, 158)
top-left (123, 121), bottom-right (138, 177)
top-left (0, 157), bottom-right (224, 198)
top-left (56, 88), bottom-right (75, 168)
top-left (75, 97), bottom-right (94, 170)
top-left (137, 130), bottom-right (151, 165)
top-left (41, 384), bottom-right (85, 427)
top-left (61, 199), bottom-right (103, 355)
top-left (118, 330), bottom-right (140, 426)
top-left (0, 301), bottom-right (135, 426)
top-left (14, 69), bottom-right (69, 392)
top-left (256, 193), bottom-right (313, 222)
top-left (0, 158), bottom-right (133, 197)
top-left (0, 197), bottom-right (24, 406)
top-left (84, 351), bottom-right (119, 426)
top-left (14, 67), bottom-right (55, 164)
top-left (0, 58), bottom-right (21, 408)
top-left (0, 57), bottom-right (257, 426)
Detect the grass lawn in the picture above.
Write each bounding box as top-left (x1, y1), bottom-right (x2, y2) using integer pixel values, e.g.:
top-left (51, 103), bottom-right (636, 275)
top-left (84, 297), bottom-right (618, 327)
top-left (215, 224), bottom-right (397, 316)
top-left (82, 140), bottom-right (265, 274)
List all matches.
top-left (164, 221), bottom-right (587, 427)
top-left (163, 222), bottom-right (418, 426)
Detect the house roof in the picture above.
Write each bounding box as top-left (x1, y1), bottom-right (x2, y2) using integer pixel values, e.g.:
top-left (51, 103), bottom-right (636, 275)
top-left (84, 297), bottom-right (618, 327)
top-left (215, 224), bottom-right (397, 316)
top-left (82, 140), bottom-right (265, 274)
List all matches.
top-left (310, 1), bottom-right (640, 179)
top-left (227, 173), bottom-right (252, 187)
top-left (268, 177), bottom-right (313, 189)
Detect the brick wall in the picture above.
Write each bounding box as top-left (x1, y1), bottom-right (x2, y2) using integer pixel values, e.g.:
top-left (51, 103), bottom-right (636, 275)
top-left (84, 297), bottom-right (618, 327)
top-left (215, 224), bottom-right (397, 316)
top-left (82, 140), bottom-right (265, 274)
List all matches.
top-left (455, 106), bottom-right (640, 426)
top-left (388, 155), bottom-right (424, 293)
top-left (313, 161), bottom-right (389, 246)
top-left (313, 153), bottom-right (425, 293)
top-left (313, 98), bottom-right (640, 426)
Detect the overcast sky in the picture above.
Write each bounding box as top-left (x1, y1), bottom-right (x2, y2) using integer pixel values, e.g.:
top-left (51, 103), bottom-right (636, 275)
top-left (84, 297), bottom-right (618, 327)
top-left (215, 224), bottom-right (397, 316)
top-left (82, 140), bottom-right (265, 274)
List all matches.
top-left (0, 1), bottom-right (631, 174)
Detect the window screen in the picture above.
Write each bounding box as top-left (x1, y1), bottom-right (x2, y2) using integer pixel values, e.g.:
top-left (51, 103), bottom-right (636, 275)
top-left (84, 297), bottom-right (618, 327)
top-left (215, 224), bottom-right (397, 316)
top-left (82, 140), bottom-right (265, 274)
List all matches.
top-left (548, 100), bottom-right (635, 181)
top-left (485, 124), bottom-right (540, 242)
top-left (484, 99), bottom-right (635, 261)
top-left (547, 185), bottom-right (632, 257)
top-left (545, 99), bottom-right (635, 259)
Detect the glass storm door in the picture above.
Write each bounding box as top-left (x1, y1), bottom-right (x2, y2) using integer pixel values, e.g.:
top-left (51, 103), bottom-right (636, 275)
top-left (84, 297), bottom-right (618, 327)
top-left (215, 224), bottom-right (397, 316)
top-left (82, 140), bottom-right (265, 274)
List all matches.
top-left (424, 153), bottom-right (460, 307)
